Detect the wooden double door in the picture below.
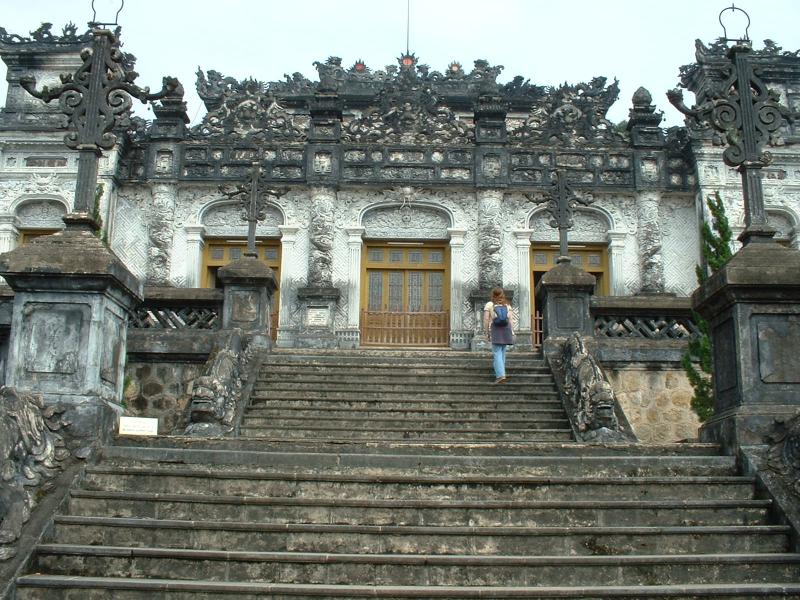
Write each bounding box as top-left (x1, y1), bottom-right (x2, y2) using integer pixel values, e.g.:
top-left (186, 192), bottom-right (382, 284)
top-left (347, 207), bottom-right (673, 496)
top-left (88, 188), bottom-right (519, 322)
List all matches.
top-left (361, 242), bottom-right (450, 346)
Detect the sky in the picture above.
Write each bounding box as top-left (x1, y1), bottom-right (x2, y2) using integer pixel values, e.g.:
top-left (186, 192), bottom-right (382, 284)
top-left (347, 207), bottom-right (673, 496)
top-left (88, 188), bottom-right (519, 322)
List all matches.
top-left (1, 0), bottom-right (799, 128)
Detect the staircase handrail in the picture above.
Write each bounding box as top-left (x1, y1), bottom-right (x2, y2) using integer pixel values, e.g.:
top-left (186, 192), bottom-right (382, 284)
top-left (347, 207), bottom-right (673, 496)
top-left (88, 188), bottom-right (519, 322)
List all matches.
top-left (549, 332), bottom-right (637, 443)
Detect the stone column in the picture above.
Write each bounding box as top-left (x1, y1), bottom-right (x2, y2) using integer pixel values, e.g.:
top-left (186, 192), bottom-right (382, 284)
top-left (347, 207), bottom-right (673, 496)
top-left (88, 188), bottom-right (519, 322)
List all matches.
top-left (0, 229), bottom-right (143, 444)
top-left (607, 231), bottom-right (627, 296)
top-left (447, 228), bottom-right (469, 349)
top-left (345, 227), bottom-right (364, 329)
top-left (694, 242), bottom-right (800, 452)
top-left (0, 215), bottom-right (20, 253)
top-left (308, 186), bottom-right (336, 288)
top-left (477, 189), bottom-right (503, 290)
top-left (276, 225), bottom-right (298, 348)
top-left (636, 190), bottom-right (664, 293)
top-left (512, 229), bottom-right (534, 349)
top-left (184, 225), bottom-right (206, 288)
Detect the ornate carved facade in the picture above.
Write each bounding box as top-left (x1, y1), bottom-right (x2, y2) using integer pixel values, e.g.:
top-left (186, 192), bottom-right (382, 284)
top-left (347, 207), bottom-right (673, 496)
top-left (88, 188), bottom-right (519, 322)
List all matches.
top-left (1, 28), bottom-right (798, 348)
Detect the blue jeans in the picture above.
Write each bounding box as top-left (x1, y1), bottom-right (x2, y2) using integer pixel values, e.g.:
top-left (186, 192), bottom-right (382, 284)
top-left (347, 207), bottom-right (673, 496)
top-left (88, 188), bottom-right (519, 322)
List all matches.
top-left (492, 344), bottom-right (508, 379)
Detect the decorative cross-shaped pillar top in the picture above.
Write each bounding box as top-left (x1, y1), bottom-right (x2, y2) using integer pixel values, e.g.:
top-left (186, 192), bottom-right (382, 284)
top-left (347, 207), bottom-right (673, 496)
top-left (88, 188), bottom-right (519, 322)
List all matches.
top-left (20, 27), bottom-right (183, 231)
top-left (667, 14), bottom-right (795, 246)
top-left (530, 170), bottom-right (593, 259)
top-left (220, 161), bottom-right (287, 258)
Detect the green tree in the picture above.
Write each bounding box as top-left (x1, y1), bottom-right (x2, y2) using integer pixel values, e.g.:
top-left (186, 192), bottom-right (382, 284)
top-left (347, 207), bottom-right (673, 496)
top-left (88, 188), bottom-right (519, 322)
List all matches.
top-left (682, 191), bottom-right (733, 422)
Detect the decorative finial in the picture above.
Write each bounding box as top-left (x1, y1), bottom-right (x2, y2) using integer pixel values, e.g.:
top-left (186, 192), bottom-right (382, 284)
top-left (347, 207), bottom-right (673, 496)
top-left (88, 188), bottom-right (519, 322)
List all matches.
top-left (718, 4), bottom-right (751, 44)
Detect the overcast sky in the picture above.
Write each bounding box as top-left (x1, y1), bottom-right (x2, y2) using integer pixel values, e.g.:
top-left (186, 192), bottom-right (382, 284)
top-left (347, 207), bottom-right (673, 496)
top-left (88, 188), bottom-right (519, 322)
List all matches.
top-left (2, 0), bottom-right (799, 127)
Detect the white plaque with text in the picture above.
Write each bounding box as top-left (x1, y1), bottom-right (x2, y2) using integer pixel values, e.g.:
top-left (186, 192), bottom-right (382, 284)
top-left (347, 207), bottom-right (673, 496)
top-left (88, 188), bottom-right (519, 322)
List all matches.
top-left (307, 307), bottom-right (330, 328)
top-left (119, 416), bottom-right (159, 436)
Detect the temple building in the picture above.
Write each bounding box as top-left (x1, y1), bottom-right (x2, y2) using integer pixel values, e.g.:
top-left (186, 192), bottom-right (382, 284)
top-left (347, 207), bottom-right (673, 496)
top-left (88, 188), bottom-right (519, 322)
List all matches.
top-left (0, 24), bottom-right (798, 350)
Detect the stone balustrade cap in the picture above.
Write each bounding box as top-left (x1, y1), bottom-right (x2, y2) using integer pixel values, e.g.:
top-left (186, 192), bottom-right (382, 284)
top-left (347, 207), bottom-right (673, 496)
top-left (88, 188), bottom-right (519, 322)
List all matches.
top-left (217, 257), bottom-right (277, 287)
top-left (538, 260), bottom-right (596, 289)
top-left (693, 243), bottom-right (800, 315)
top-left (0, 229), bottom-right (142, 300)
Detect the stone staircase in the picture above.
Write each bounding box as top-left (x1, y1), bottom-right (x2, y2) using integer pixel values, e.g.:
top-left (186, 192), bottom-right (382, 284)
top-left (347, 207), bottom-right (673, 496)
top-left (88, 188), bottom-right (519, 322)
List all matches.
top-left (13, 349), bottom-right (800, 599)
top-left (241, 349), bottom-right (572, 443)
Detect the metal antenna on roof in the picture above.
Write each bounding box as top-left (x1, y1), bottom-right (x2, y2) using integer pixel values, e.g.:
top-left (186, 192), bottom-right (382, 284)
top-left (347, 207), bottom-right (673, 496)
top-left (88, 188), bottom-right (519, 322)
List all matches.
top-left (406, 0), bottom-right (411, 55)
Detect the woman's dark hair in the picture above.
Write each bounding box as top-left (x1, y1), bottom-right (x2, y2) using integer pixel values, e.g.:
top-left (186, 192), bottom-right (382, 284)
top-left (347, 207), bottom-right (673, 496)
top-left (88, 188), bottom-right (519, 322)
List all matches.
top-left (491, 287), bottom-right (507, 305)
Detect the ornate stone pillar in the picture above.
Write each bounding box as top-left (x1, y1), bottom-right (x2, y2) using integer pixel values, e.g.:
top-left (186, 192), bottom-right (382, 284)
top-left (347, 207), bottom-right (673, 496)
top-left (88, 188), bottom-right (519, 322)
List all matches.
top-left (636, 190), bottom-right (664, 293)
top-left (512, 230), bottom-right (534, 349)
top-left (0, 215), bottom-right (20, 253)
top-left (184, 225), bottom-right (206, 288)
top-left (148, 183), bottom-right (177, 285)
top-left (308, 186), bottom-right (336, 288)
top-left (607, 230), bottom-right (628, 296)
top-left (276, 225), bottom-right (298, 347)
top-left (447, 228), bottom-right (468, 349)
top-left (476, 189), bottom-right (503, 290)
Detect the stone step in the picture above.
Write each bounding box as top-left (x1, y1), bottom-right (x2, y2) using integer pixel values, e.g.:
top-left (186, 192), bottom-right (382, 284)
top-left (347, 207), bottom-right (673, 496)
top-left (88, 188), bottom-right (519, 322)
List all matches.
top-left (68, 490), bottom-right (773, 527)
top-left (108, 436), bottom-right (727, 457)
top-left (260, 354), bottom-right (545, 367)
top-left (247, 397), bottom-right (563, 411)
top-left (258, 364), bottom-right (553, 382)
top-left (248, 390), bottom-right (561, 402)
top-left (48, 516), bottom-right (792, 556)
top-left (31, 545), bottom-right (800, 587)
top-left (251, 381), bottom-right (558, 394)
top-left (243, 406), bottom-right (569, 421)
top-left (238, 427), bottom-right (575, 441)
top-left (95, 446), bottom-right (738, 476)
top-left (15, 576), bottom-right (800, 599)
top-left (239, 416), bottom-right (573, 430)
top-left (83, 467), bottom-right (756, 501)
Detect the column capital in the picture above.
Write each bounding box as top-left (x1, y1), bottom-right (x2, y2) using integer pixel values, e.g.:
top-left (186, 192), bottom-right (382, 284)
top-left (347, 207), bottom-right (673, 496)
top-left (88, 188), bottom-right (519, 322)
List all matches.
top-left (0, 215), bottom-right (20, 229)
top-left (447, 228), bottom-right (467, 245)
top-left (607, 230), bottom-right (627, 246)
top-left (279, 225), bottom-right (300, 243)
top-left (345, 227), bottom-right (365, 244)
top-left (512, 229), bottom-right (534, 244)
top-left (184, 225), bottom-right (206, 242)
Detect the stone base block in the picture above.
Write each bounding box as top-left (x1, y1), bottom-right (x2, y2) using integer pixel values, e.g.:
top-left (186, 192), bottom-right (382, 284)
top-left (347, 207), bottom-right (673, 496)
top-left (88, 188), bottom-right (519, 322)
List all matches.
top-left (699, 404), bottom-right (800, 451)
top-left (57, 397), bottom-right (121, 448)
top-left (295, 331), bottom-right (339, 349)
top-left (336, 328), bottom-right (360, 349)
top-left (275, 328), bottom-right (298, 348)
top-left (449, 330), bottom-right (472, 350)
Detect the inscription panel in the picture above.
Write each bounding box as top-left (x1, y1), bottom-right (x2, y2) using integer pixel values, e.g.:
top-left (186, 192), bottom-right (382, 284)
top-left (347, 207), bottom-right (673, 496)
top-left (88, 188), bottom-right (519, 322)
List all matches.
top-left (756, 314), bottom-right (800, 384)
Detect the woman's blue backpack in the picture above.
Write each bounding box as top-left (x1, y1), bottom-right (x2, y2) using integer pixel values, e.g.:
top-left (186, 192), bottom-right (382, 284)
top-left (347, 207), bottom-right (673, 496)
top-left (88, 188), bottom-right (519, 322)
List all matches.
top-left (492, 305), bottom-right (509, 326)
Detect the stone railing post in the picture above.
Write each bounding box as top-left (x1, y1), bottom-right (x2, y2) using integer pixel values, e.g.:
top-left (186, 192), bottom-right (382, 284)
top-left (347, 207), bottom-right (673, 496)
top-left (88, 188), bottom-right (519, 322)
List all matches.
top-left (0, 230), bottom-right (142, 444)
top-left (217, 256), bottom-right (277, 349)
top-left (535, 257), bottom-right (596, 357)
top-left (693, 243), bottom-right (800, 452)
